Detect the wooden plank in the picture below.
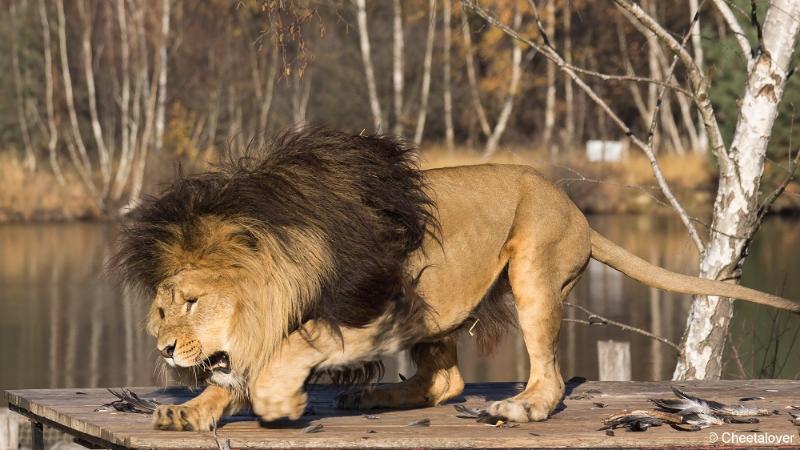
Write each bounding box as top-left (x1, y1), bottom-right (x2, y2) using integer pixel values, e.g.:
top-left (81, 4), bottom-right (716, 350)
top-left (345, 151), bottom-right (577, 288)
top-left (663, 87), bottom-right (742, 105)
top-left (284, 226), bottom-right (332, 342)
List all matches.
top-left (5, 381), bottom-right (800, 449)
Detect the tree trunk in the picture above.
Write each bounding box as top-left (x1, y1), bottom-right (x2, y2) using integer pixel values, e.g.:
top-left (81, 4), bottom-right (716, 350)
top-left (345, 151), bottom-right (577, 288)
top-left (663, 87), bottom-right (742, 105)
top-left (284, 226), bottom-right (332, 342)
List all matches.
top-left (413, 0), bottom-right (438, 146)
top-left (462, 12), bottom-right (492, 138)
top-left (292, 70), bottom-right (313, 124)
top-left (128, 0), bottom-right (169, 206)
top-left (483, 10), bottom-right (525, 158)
top-left (673, 0), bottom-right (800, 380)
top-left (56, 0), bottom-right (101, 204)
top-left (563, 3), bottom-right (574, 149)
top-left (38, 0), bottom-right (65, 184)
top-left (153, 0), bottom-right (170, 155)
top-left (392, 0), bottom-right (405, 136)
top-left (10, 0), bottom-right (37, 172)
top-left (442, 0), bottom-right (454, 150)
top-left (78, 0), bottom-right (112, 192)
top-left (259, 50), bottom-right (279, 134)
top-left (111, 0), bottom-right (132, 201)
top-left (689, 0), bottom-right (708, 152)
top-left (542, 0), bottom-right (557, 155)
top-left (355, 0), bottom-right (383, 132)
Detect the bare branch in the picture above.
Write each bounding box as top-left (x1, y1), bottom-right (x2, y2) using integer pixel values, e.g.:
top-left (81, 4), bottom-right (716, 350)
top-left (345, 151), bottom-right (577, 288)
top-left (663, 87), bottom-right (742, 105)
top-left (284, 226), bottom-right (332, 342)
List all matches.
top-left (614, 0), bottom-right (731, 172)
top-left (463, 0), bottom-right (705, 252)
top-left (564, 302), bottom-right (682, 353)
top-left (712, 0), bottom-right (753, 61)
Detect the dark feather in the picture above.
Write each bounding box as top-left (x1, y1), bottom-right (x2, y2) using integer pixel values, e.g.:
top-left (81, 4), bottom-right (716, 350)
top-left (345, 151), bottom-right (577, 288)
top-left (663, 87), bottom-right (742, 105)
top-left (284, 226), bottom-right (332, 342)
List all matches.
top-left (105, 388), bottom-right (160, 414)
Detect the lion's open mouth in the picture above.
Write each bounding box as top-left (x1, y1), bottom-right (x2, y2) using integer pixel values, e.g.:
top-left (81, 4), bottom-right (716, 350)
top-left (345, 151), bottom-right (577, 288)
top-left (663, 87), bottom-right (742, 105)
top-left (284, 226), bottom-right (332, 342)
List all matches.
top-left (202, 351), bottom-right (231, 374)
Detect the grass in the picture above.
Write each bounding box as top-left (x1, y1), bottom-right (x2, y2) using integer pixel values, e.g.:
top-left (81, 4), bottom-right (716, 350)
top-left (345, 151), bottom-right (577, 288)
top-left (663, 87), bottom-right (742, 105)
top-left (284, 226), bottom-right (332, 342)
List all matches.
top-left (5, 144), bottom-right (795, 222)
top-left (0, 154), bottom-right (101, 222)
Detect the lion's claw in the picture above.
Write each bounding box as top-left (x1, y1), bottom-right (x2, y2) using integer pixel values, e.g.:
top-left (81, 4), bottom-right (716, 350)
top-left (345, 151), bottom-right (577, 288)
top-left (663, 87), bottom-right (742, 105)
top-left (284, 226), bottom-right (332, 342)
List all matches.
top-left (153, 404), bottom-right (213, 431)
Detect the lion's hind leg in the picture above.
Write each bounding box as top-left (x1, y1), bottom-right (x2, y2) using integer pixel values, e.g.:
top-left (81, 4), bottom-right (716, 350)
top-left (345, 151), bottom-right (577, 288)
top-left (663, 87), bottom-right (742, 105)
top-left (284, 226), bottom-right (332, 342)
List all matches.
top-left (484, 254), bottom-right (567, 422)
top-left (336, 337), bottom-right (464, 410)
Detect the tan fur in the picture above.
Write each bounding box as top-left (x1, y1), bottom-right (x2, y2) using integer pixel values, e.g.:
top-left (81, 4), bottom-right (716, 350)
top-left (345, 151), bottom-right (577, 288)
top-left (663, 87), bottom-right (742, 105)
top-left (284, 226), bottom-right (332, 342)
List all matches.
top-left (150, 164), bottom-right (797, 429)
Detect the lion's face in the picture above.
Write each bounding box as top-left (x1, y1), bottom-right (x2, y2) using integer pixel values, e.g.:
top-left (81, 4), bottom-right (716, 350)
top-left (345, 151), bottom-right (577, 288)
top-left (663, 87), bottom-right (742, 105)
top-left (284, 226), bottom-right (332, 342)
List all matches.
top-left (148, 269), bottom-right (236, 372)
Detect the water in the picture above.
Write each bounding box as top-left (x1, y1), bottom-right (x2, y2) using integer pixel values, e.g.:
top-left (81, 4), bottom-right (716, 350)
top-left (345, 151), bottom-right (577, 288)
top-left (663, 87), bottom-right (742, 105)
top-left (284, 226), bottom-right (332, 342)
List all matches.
top-left (1, 216), bottom-right (798, 403)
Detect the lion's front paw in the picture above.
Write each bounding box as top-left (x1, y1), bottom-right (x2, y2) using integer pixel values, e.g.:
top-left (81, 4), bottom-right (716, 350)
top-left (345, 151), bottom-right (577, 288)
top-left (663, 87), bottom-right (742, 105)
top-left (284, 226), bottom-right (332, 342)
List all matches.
top-left (251, 388), bottom-right (308, 422)
top-left (153, 404), bottom-right (214, 431)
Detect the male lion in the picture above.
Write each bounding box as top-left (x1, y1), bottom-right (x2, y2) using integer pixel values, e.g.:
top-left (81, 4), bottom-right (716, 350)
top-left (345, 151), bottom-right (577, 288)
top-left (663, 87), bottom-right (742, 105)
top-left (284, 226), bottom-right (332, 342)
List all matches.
top-left (111, 127), bottom-right (798, 431)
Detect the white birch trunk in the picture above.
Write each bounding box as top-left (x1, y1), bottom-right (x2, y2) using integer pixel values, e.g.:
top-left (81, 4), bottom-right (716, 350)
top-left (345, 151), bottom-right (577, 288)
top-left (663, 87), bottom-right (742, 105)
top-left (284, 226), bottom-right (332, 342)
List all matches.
top-left (392, 0), bottom-right (405, 136)
top-left (674, 0), bottom-right (800, 380)
top-left (10, 0), bottom-right (36, 172)
top-left (79, 0), bottom-right (112, 191)
top-left (38, 0), bottom-right (65, 184)
top-left (563, 4), bottom-right (574, 147)
top-left (111, 0), bottom-right (132, 201)
top-left (56, 0), bottom-right (100, 203)
top-left (292, 70), bottom-right (313, 124)
top-left (689, 0), bottom-right (708, 151)
top-left (483, 10), bottom-right (524, 158)
top-left (442, 0), bottom-right (454, 150)
top-left (542, 1), bottom-right (557, 155)
top-left (462, 12), bottom-right (492, 138)
top-left (153, 0), bottom-right (170, 155)
top-left (355, 0), bottom-right (383, 132)
top-left (128, 0), bottom-right (168, 206)
top-left (413, 0), bottom-right (438, 147)
top-left (258, 50), bottom-right (279, 134)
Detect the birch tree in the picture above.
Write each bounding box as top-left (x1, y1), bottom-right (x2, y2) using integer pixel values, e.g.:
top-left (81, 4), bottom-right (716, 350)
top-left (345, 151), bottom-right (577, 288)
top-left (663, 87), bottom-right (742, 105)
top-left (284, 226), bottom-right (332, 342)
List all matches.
top-left (10, 0), bottom-right (36, 172)
top-left (78, 0), bottom-right (111, 192)
top-left (392, 0), bottom-right (405, 135)
top-left (355, 0), bottom-right (383, 132)
top-left (56, 0), bottom-right (100, 204)
top-left (413, 0), bottom-right (438, 146)
top-left (673, 0), bottom-right (800, 379)
top-left (463, 0), bottom-right (800, 381)
top-left (442, 0), bottom-right (455, 150)
top-left (541, 0), bottom-right (557, 154)
top-left (462, 8), bottom-right (530, 158)
top-left (37, 0), bottom-right (65, 184)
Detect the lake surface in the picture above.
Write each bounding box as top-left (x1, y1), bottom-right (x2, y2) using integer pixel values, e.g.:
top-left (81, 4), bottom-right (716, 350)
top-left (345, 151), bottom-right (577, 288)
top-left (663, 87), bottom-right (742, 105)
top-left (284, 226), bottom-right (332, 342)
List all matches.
top-left (1, 215), bottom-right (798, 403)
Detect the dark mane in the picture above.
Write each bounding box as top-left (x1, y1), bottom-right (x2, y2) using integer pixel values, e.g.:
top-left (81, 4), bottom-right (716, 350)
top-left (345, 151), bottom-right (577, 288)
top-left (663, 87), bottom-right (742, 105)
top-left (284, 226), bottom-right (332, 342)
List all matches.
top-left (109, 126), bottom-right (437, 330)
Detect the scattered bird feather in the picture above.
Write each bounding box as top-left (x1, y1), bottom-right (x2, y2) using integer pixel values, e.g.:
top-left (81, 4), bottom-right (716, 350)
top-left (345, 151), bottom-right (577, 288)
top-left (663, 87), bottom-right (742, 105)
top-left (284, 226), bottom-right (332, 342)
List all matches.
top-left (652, 387), bottom-right (771, 419)
top-left (739, 396), bottom-right (764, 401)
top-left (406, 418), bottom-right (431, 427)
top-left (600, 410), bottom-right (670, 432)
top-left (452, 404), bottom-right (506, 424)
top-left (105, 388), bottom-right (160, 414)
top-left (302, 423), bottom-right (324, 433)
top-left (363, 414), bottom-right (380, 420)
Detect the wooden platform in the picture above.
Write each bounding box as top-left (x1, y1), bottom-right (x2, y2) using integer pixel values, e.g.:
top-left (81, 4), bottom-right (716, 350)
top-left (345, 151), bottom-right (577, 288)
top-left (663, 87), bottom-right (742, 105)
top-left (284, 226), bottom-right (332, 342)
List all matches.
top-left (5, 380), bottom-right (800, 449)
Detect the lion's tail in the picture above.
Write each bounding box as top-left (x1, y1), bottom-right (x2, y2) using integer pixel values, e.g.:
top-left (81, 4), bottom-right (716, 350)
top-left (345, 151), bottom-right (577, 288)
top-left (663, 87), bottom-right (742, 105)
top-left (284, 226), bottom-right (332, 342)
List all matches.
top-left (589, 229), bottom-right (800, 313)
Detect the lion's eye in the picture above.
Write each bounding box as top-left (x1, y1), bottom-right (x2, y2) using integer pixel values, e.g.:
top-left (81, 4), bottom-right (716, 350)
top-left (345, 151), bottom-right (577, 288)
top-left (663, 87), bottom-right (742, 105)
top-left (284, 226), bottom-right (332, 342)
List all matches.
top-left (186, 297), bottom-right (198, 312)
top-left (158, 308), bottom-right (165, 319)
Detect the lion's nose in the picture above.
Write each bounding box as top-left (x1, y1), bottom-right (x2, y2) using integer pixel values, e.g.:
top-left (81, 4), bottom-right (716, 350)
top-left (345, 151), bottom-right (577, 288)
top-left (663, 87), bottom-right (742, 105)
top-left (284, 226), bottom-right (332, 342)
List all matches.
top-left (159, 341), bottom-right (176, 358)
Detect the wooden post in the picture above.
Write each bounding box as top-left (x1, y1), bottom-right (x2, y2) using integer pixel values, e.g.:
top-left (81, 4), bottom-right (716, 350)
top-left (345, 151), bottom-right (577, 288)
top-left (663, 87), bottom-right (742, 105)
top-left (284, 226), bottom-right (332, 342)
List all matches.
top-left (0, 408), bottom-right (20, 450)
top-left (597, 340), bottom-right (631, 381)
top-left (31, 419), bottom-right (43, 450)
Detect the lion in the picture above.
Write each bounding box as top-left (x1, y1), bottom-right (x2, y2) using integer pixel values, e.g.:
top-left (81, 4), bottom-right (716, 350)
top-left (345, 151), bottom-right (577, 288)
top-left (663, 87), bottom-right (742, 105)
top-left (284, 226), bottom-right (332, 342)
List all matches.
top-left (110, 127), bottom-right (799, 431)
